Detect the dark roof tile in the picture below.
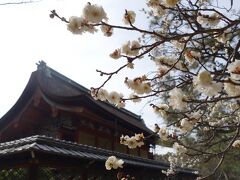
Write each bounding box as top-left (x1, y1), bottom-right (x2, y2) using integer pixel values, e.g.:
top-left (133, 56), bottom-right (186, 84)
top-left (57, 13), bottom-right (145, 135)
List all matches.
top-left (0, 135), bottom-right (196, 175)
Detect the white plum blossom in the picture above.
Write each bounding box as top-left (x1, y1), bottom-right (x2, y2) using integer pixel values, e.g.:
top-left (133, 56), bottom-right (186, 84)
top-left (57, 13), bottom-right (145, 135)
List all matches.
top-left (105, 156), bottom-right (124, 170)
top-left (140, 82), bottom-right (152, 94)
top-left (180, 118), bottom-right (194, 133)
top-left (195, 71), bottom-right (212, 86)
top-left (232, 140), bottom-right (240, 148)
top-left (107, 91), bottom-right (123, 106)
top-left (201, 82), bottom-right (223, 97)
top-left (133, 133), bottom-right (145, 147)
top-left (67, 16), bottom-right (97, 34)
top-left (147, 0), bottom-right (161, 8)
top-left (120, 134), bottom-right (144, 149)
top-left (209, 120), bottom-right (223, 127)
top-left (125, 77), bottom-right (141, 90)
top-left (126, 136), bottom-right (138, 149)
top-left (158, 127), bottom-right (169, 141)
top-left (127, 62), bottom-right (134, 69)
top-left (188, 111), bottom-right (201, 122)
top-left (124, 76), bottom-right (151, 95)
top-left (109, 49), bottom-right (121, 59)
top-left (163, 0), bottom-right (180, 7)
top-left (184, 50), bottom-right (201, 65)
top-left (123, 10), bottom-right (136, 25)
top-left (153, 104), bottom-right (169, 118)
top-left (171, 39), bottom-right (185, 50)
top-left (120, 135), bottom-right (129, 146)
top-left (147, 0), bottom-right (165, 17)
top-left (169, 88), bottom-right (187, 110)
top-left (162, 156), bottom-right (176, 176)
top-left (67, 16), bottom-right (84, 34)
top-left (194, 71), bottom-right (222, 96)
top-left (224, 82), bottom-right (240, 96)
top-left (197, 13), bottom-right (220, 27)
top-left (130, 40), bottom-right (141, 56)
top-left (122, 41), bottom-right (133, 56)
top-left (227, 60), bottom-right (240, 81)
top-left (95, 88), bottom-right (109, 101)
top-left (101, 25), bottom-right (113, 37)
top-left (90, 89), bottom-right (125, 108)
top-left (129, 93), bottom-right (142, 103)
top-left (83, 3), bottom-right (108, 23)
top-left (158, 65), bottom-right (169, 77)
top-left (135, 133), bottom-right (144, 141)
top-left (173, 142), bottom-right (187, 155)
top-left (121, 40), bottom-right (141, 56)
top-left (215, 31), bottom-right (232, 43)
top-left (116, 101), bottom-right (126, 108)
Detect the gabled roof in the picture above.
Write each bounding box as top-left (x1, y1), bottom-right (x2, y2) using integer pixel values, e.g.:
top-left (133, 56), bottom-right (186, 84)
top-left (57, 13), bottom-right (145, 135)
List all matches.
top-left (0, 135), bottom-right (196, 175)
top-left (0, 61), bottom-right (153, 135)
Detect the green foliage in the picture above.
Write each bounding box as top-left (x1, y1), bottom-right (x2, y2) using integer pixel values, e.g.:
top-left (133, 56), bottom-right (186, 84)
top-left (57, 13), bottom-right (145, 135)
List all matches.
top-left (0, 168), bottom-right (27, 180)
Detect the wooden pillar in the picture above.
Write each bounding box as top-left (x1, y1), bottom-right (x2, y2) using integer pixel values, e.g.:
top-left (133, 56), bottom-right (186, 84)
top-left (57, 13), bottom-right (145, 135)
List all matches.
top-left (137, 147), bottom-right (141, 157)
top-left (81, 168), bottom-right (88, 180)
top-left (95, 135), bottom-right (98, 147)
top-left (111, 136), bottom-right (115, 151)
top-left (113, 118), bottom-right (118, 151)
top-left (28, 150), bottom-right (39, 180)
top-left (127, 147), bottom-right (129, 154)
top-left (27, 165), bottom-right (38, 180)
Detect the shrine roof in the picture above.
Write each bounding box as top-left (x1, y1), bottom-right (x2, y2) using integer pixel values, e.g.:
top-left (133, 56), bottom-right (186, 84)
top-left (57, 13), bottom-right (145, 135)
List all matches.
top-left (0, 61), bottom-right (153, 135)
top-left (0, 135), bottom-right (196, 175)
top-left (36, 61), bottom-right (142, 120)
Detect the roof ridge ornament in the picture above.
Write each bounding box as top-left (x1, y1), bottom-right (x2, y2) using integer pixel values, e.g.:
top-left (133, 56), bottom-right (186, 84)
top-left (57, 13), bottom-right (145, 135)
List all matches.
top-left (36, 60), bottom-right (47, 70)
top-left (36, 60), bottom-right (52, 78)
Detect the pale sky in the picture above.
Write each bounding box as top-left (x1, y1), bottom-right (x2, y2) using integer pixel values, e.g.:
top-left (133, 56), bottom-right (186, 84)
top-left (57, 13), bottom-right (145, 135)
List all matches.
top-left (0, 0), bottom-right (164, 131)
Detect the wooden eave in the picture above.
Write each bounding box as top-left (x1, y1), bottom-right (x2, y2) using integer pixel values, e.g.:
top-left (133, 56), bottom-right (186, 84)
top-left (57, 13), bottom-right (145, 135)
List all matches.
top-left (0, 71), bottom-right (38, 133)
top-left (40, 91), bottom-right (153, 135)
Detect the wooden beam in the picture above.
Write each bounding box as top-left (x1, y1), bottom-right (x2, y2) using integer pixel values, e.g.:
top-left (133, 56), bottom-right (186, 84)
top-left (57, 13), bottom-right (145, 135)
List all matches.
top-left (33, 94), bottom-right (41, 107)
top-left (51, 106), bottom-right (58, 118)
top-left (27, 165), bottom-right (38, 180)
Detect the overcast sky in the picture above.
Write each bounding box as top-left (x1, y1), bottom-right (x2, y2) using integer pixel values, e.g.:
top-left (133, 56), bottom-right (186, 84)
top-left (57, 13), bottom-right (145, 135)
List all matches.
top-left (0, 0), bottom-right (165, 131)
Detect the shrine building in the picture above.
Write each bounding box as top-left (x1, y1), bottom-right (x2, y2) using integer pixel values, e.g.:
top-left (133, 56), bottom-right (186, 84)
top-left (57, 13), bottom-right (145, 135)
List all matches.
top-left (0, 61), bottom-right (197, 179)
